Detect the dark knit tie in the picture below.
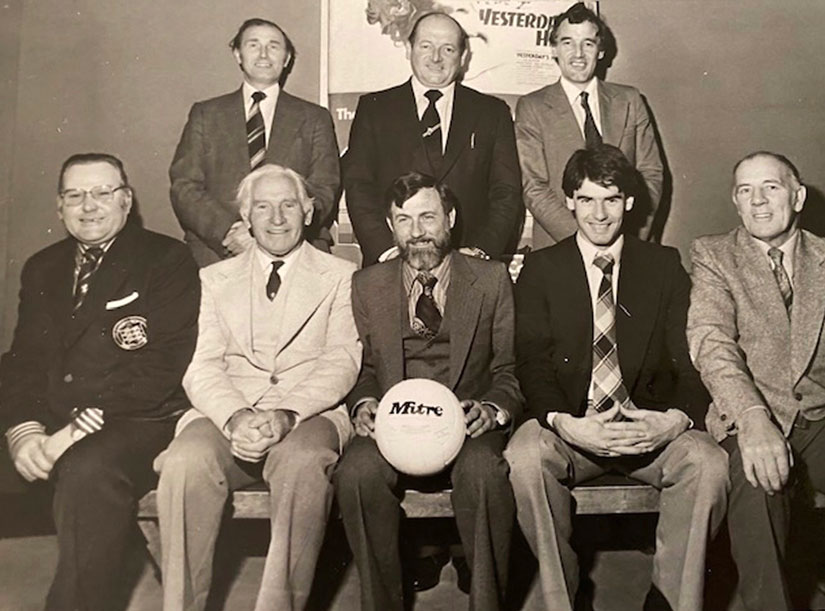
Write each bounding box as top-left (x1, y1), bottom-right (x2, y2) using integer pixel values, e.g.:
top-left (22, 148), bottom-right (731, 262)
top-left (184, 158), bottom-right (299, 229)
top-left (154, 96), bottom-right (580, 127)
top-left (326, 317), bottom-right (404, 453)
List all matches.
top-left (73, 246), bottom-right (104, 311)
top-left (580, 91), bottom-right (602, 149)
top-left (247, 91), bottom-right (267, 169)
top-left (415, 272), bottom-right (442, 337)
top-left (266, 261), bottom-right (284, 300)
top-left (421, 89), bottom-right (444, 167)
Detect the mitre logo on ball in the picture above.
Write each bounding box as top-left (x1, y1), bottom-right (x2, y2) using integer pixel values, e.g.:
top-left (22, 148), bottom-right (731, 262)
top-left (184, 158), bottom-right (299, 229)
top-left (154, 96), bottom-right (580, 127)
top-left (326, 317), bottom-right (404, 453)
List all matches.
top-left (375, 378), bottom-right (466, 476)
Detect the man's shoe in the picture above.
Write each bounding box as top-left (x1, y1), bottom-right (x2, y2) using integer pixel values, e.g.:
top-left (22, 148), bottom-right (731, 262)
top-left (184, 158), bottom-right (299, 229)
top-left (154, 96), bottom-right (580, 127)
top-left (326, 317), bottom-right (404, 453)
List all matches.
top-left (410, 551), bottom-right (449, 592)
top-left (452, 555), bottom-right (471, 594)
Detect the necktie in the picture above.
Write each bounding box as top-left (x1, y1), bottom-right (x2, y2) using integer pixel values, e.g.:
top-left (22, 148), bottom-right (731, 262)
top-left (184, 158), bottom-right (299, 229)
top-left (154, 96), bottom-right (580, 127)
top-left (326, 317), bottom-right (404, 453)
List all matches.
top-left (415, 272), bottom-right (442, 338)
top-left (591, 254), bottom-right (629, 413)
top-left (266, 260), bottom-right (284, 300)
top-left (421, 89), bottom-right (443, 168)
top-left (580, 91), bottom-right (602, 149)
top-left (768, 247), bottom-right (793, 314)
top-left (73, 246), bottom-right (104, 311)
top-left (247, 91), bottom-right (267, 170)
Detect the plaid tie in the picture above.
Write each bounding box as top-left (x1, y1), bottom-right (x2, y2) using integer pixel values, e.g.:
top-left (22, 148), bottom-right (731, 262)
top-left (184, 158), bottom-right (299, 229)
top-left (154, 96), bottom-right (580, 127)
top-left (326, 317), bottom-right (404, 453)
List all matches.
top-left (768, 247), bottom-right (793, 314)
top-left (247, 91), bottom-right (267, 169)
top-left (421, 89), bottom-right (443, 168)
top-left (415, 272), bottom-right (442, 338)
top-left (580, 91), bottom-right (602, 149)
top-left (73, 246), bottom-right (104, 311)
top-left (591, 254), bottom-right (629, 413)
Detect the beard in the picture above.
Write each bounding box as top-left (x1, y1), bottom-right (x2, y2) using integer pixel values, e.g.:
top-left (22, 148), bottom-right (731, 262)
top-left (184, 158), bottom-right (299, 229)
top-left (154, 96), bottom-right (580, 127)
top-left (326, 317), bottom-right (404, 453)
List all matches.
top-left (398, 232), bottom-right (451, 271)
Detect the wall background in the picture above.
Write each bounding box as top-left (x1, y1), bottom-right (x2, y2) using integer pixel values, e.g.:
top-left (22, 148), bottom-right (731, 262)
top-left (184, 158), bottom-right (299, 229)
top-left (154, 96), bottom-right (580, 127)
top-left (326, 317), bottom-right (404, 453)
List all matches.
top-left (2, 0), bottom-right (825, 350)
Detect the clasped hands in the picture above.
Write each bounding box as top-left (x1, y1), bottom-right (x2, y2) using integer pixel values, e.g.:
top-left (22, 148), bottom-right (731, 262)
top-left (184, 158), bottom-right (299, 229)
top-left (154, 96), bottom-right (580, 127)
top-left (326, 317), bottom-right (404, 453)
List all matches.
top-left (554, 403), bottom-right (690, 458)
top-left (353, 398), bottom-right (498, 439)
top-left (226, 408), bottom-right (296, 462)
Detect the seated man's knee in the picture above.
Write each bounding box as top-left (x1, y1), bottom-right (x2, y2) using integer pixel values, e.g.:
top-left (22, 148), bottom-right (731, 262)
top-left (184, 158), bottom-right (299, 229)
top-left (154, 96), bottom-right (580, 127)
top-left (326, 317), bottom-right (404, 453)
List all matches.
top-left (452, 434), bottom-right (508, 490)
top-left (678, 431), bottom-right (729, 488)
top-left (504, 420), bottom-right (545, 484)
top-left (157, 421), bottom-right (229, 489)
top-left (264, 439), bottom-right (338, 485)
top-left (333, 438), bottom-right (391, 498)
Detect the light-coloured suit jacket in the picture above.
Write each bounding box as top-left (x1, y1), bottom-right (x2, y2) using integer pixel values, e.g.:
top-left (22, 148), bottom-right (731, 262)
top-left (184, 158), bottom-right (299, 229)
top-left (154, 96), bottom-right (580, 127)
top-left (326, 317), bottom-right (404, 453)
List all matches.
top-left (515, 80), bottom-right (663, 249)
top-left (177, 242), bottom-right (360, 447)
top-left (687, 227), bottom-right (825, 441)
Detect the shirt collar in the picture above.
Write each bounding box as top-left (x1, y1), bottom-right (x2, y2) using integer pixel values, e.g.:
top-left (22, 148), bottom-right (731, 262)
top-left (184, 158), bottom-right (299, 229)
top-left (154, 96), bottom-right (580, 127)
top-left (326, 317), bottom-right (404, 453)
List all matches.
top-left (254, 239), bottom-right (304, 277)
top-left (559, 75), bottom-right (599, 107)
top-left (242, 81), bottom-right (280, 107)
top-left (575, 231), bottom-right (624, 267)
top-left (77, 237), bottom-right (116, 255)
top-left (751, 228), bottom-right (799, 267)
top-left (410, 76), bottom-right (456, 106)
top-left (402, 251), bottom-right (453, 293)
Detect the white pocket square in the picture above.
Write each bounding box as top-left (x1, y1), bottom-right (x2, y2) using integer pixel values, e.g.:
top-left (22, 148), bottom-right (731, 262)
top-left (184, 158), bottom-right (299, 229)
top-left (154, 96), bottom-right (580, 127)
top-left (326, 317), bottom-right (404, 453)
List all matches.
top-left (106, 291), bottom-right (139, 310)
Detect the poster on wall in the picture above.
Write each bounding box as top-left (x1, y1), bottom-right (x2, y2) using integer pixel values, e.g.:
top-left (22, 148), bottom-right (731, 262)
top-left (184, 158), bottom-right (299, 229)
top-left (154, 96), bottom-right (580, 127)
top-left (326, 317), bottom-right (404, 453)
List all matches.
top-left (323, 0), bottom-right (595, 250)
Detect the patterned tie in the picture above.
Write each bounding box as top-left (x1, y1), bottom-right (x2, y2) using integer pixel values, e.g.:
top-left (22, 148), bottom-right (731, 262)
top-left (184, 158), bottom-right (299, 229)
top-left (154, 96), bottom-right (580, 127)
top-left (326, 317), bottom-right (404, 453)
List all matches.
top-left (415, 272), bottom-right (442, 338)
top-left (421, 89), bottom-right (443, 167)
top-left (266, 261), bottom-right (284, 300)
top-left (73, 246), bottom-right (104, 311)
top-left (580, 91), bottom-right (602, 149)
top-left (768, 247), bottom-right (793, 314)
top-left (591, 254), bottom-right (629, 413)
top-left (247, 91), bottom-right (267, 170)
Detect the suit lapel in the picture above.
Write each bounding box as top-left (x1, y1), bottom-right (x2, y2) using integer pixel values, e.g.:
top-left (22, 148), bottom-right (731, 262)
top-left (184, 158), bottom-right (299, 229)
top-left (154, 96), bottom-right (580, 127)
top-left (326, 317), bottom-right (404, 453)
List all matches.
top-left (734, 227), bottom-right (791, 335)
top-left (273, 244), bottom-right (333, 357)
top-left (598, 82), bottom-right (628, 147)
top-left (447, 255), bottom-right (482, 390)
top-left (398, 81), bottom-right (434, 175)
top-left (45, 240), bottom-right (77, 326)
top-left (219, 88), bottom-right (250, 169)
top-left (63, 230), bottom-right (133, 347)
top-left (615, 238), bottom-right (659, 389)
top-left (555, 239), bottom-right (593, 383)
top-left (371, 261), bottom-right (406, 386)
top-left (212, 248), bottom-right (263, 368)
top-left (266, 91), bottom-right (303, 164)
top-left (544, 82), bottom-right (584, 151)
top-left (440, 86), bottom-right (475, 180)
top-left (790, 231), bottom-right (825, 384)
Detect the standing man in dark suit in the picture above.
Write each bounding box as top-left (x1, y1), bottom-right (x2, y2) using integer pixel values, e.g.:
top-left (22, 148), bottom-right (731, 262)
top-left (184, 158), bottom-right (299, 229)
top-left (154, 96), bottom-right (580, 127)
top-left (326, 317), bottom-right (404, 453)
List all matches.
top-left (0, 153), bottom-right (200, 611)
top-left (506, 145), bottom-right (727, 611)
top-left (334, 171), bottom-right (523, 611)
top-left (516, 2), bottom-right (663, 249)
top-left (688, 151), bottom-right (825, 611)
top-left (170, 18), bottom-right (341, 266)
top-left (343, 12), bottom-right (523, 266)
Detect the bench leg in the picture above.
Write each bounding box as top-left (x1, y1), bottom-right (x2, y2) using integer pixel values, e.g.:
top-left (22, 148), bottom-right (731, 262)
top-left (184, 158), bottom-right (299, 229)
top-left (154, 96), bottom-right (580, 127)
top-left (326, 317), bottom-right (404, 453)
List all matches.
top-left (138, 518), bottom-right (162, 582)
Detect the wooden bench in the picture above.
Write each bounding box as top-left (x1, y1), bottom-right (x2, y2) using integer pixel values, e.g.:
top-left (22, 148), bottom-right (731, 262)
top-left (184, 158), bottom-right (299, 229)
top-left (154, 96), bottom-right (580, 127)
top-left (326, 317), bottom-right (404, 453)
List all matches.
top-left (136, 475), bottom-right (662, 568)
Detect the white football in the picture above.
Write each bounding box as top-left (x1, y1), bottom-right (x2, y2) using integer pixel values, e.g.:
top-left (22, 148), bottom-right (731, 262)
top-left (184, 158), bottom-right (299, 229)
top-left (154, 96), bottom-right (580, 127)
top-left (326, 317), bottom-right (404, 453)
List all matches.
top-left (374, 378), bottom-right (466, 476)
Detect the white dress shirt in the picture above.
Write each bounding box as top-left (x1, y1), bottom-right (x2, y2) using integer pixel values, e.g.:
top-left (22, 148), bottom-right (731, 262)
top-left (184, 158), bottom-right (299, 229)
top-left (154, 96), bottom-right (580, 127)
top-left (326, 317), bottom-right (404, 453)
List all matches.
top-left (411, 76), bottom-right (456, 154)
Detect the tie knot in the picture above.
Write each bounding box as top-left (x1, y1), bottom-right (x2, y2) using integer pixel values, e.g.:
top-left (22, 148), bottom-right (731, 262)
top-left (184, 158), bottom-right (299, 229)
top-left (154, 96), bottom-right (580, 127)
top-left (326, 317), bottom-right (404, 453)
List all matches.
top-left (593, 254), bottom-right (614, 275)
top-left (83, 246), bottom-right (104, 263)
top-left (768, 247), bottom-right (784, 267)
top-left (252, 91), bottom-right (266, 104)
top-left (424, 89), bottom-right (443, 104)
top-left (416, 272), bottom-right (437, 292)
top-left (270, 260), bottom-right (284, 274)
top-left (580, 91), bottom-right (590, 107)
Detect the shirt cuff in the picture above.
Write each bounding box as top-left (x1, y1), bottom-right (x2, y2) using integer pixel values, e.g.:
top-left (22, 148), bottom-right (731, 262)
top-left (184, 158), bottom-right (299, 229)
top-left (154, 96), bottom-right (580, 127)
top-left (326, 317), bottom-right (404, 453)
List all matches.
top-left (351, 397), bottom-right (378, 419)
top-left (5, 421), bottom-right (47, 456)
top-left (545, 411), bottom-right (560, 430)
top-left (736, 405), bottom-right (770, 426)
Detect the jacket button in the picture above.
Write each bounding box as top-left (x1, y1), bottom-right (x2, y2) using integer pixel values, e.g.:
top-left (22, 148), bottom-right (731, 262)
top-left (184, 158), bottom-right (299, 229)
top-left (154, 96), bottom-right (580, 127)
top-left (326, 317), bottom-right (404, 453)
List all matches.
top-left (270, 373), bottom-right (279, 384)
top-left (63, 373), bottom-right (73, 383)
top-left (794, 392), bottom-right (803, 401)
top-left (720, 413), bottom-right (727, 421)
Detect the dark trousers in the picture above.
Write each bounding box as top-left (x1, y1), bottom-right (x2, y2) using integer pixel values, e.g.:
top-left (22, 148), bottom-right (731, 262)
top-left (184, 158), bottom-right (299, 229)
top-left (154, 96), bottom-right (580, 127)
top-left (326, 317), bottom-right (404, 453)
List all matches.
top-left (334, 431), bottom-right (514, 611)
top-left (46, 418), bottom-right (175, 611)
top-left (723, 415), bottom-right (825, 611)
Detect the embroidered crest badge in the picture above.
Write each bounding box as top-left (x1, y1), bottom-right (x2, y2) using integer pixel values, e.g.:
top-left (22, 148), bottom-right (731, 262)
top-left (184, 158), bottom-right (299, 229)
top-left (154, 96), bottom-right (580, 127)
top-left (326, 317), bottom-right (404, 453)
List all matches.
top-left (112, 316), bottom-right (148, 350)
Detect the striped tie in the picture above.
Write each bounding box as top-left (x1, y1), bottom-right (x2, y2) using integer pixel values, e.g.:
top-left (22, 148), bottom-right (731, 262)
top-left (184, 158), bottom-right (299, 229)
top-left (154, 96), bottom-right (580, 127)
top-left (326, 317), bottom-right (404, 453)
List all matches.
top-left (247, 91), bottom-right (267, 169)
top-left (768, 247), bottom-right (793, 315)
top-left (73, 246), bottom-right (104, 311)
top-left (591, 254), bottom-right (629, 413)
top-left (415, 272), bottom-right (442, 338)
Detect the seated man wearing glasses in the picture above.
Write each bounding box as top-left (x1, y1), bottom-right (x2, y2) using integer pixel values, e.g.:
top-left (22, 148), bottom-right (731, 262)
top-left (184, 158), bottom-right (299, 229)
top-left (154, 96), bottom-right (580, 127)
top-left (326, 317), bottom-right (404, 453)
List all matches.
top-left (0, 153), bottom-right (200, 611)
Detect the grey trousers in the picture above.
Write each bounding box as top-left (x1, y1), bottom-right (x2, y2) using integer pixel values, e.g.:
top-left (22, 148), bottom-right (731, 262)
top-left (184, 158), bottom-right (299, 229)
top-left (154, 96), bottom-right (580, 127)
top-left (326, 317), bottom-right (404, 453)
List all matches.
top-left (156, 416), bottom-right (340, 611)
top-left (504, 420), bottom-right (729, 611)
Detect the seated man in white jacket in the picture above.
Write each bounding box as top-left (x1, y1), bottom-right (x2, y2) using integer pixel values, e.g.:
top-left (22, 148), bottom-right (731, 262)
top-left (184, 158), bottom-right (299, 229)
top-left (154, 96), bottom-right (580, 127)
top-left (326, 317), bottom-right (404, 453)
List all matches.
top-left (155, 164), bottom-right (361, 611)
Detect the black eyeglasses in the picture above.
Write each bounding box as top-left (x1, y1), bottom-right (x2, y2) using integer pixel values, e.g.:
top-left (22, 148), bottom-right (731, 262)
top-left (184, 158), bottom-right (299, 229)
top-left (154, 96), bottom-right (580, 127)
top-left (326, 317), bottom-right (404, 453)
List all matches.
top-left (59, 185), bottom-right (129, 207)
